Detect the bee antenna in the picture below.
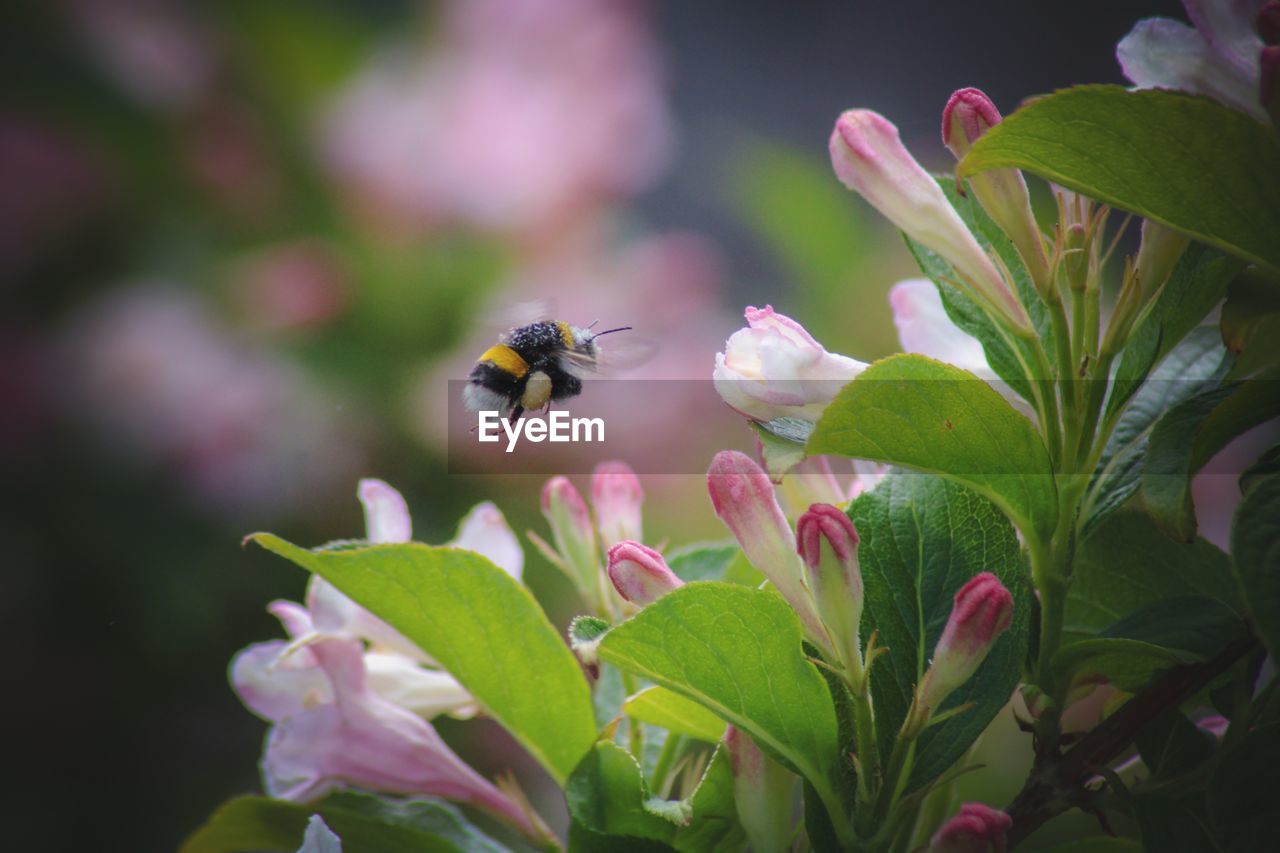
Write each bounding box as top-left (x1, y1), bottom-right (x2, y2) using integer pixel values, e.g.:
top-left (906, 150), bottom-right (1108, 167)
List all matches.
top-left (590, 326), bottom-right (632, 339)
top-left (586, 319), bottom-right (600, 329)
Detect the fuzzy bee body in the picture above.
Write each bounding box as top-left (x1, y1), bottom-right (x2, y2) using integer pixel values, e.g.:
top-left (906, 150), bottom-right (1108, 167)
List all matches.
top-left (465, 320), bottom-right (624, 421)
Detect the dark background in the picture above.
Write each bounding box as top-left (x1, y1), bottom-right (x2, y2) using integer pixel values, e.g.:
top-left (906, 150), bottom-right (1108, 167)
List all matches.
top-left (2, 1), bottom-right (1179, 849)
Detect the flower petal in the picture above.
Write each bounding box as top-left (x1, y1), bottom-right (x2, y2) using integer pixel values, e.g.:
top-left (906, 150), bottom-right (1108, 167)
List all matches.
top-left (358, 478), bottom-right (412, 544)
top-left (230, 639), bottom-right (330, 722)
top-left (363, 651), bottom-right (478, 720)
top-left (1118, 16), bottom-right (1265, 119)
top-left (448, 500), bottom-right (523, 581)
top-left (889, 279), bottom-right (993, 377)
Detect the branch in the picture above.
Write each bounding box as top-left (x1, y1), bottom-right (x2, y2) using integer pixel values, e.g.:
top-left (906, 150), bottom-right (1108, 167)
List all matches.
top-left (1005, 634), bottom-right (1257, 847)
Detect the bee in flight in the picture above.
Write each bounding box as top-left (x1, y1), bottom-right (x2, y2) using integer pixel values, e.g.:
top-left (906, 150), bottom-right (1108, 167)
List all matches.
top-left (464, 320), bottom-right (633, 422)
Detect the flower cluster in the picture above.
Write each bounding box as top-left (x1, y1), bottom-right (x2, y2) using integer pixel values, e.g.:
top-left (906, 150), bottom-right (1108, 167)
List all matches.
top-left (229, 479), bottom-right (547, 843)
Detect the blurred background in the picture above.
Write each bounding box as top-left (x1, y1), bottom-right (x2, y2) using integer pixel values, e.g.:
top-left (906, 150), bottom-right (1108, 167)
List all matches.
top-left (2, 0), bottom-right (1181, 849)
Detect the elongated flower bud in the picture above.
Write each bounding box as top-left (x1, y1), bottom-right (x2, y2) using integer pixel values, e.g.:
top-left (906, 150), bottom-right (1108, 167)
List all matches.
top-left (1134, 219), bottom-right (1189, 303)
top-left (941, 89), bottom-right (1050, 298)
top-left (724, 725), bottom-right (796, 853)
top-left (796, 504), bottom-right (865, 675)
top-left (929, 803), bottom-right (1012, 853)
top-left (707, 451), bottom-right (831, 652)
top-left (359, 478), bottom-right (412, 544)
top-left (916, 573), bottom-right (1013, 722)
top-left (541, 476), bottom-right (599, 601)
top-left (830, 109), bottom-right (1029, 331)
top-left (591, 461), bottom-right (644, 547)
top-left (607, 541), bottom-right (683, 606)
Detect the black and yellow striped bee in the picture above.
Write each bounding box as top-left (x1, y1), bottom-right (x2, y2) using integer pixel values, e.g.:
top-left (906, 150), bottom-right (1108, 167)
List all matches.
top-left (464, 320), bottom-right (633, 421)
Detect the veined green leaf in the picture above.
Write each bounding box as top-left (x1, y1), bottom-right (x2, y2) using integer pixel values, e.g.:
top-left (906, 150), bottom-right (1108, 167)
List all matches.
top-left (624, 687), bottom-right (728, 743)
top-left (958, 86), bottom-right (1280, 272)
top-left (249, 536), bottom-right (595, 785)
top-left (809, 354), bottom-right (1057, 538)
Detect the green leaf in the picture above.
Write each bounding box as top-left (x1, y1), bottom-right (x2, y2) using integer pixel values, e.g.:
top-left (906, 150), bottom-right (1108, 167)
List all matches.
top-left (1239, 444), bottom-right (1280, 495)
top-left (181, 792), bottom-right (504, 853)
top-left (249, 536), bottom-right (595, 785)
top-left (1085, 328), bottom-right (1233, 538)
top-left (1221, 268), bottom-right (1280, 355)
top-left (1133, 793), bottom-right (1219, 853)
top-left (809, 354), bottom-right (1057, 538)
top-left (566, 741), bottom-right (744, 852)
top-left (847, 474), bottom-right (1030, 790)
top-left (1136, 711), bottom-right (1215, 780)
top-left (903, 175), bottom-right (1054, 403)
top-left (957, 85), bottom-right (1280, 272)
top-left (1142, 371), bottom-right (1280, 541)
top-left (750, 420), bottom-right (810, 479)
top-left (1231, 473), bottom-right (1280, 658)
top-left (624, 687), bottom-right (728, 743)
top-left (1207, 723), bottom-right (1280, 852)
top-left (1107, 245), bottom-right (1244, 422)
top-left (598, 583), bottom-right (839, 800)
top-left (1066, 510), bottom-right (1239, 645)
top-left (1055, 595), bottom-right (1249, 691)
top-left (1052, 637), bottom-right (1197, 693)
top-left (666, 544), bottom-right (739, 584)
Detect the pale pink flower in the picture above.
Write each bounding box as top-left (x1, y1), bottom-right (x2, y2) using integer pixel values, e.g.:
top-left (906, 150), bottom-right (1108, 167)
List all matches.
top-left (889, 279), bottom-right (994, 379)
top-left (1118, 0), bottom-right (1270, 122)
top-left (607, 541), bottom-right (683, 606)
top-left (930, 803), bottom-right (1012, 853)
top-left (320, 0), bottom-right (671, 234)
top-left (259, 636), bottom-right (541, 841)
top-left (714, 305), bottom-right (867, 423)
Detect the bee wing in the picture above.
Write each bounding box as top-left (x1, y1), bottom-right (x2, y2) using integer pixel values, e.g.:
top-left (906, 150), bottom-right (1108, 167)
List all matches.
top-left (557, 334), bottom-right (658, 379)
top-left (489, 298), bottom-right (556, 339)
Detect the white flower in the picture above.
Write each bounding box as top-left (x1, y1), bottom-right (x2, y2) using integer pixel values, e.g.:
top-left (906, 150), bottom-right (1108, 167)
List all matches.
top-left (713, 305), bottom-right (867, 423)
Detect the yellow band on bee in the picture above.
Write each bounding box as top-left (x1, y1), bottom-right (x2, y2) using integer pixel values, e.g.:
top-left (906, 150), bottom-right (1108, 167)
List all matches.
top-left (478, 344), bottom-right (529, 378)
top-left (556, 321), bottom-right (576, 348)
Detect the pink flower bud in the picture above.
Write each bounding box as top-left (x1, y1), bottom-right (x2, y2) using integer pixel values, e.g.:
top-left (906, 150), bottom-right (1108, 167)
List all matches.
top-left (941, 89), bottom-right (1050, 296)
top-left (917, 573), bottom-right (1014, 717)
top-left (713, 304), bottom-right (866, 423)
top-left (724, 725), bottom-right (796, 853)
top-left (830, 110), bottom-right (1029, 330)
top-left (941, 88), bottom-right (1001, 160)
top-left (607, 541), bottom-right (683, 606)
top-left (591, 461), bottom-right (644, 547)
top-left (929, 802), bottom-right (1012, 853)
top-left (796, 504), bottom-right (865, 672)
top-left (541, 475), bottom-right (599, 600)
top-left (707, 451), bottom-right (831, 651)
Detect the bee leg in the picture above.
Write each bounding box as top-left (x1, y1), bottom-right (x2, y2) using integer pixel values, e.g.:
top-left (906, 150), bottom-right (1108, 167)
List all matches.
top-left (508, 405), bottom-right (524, 425)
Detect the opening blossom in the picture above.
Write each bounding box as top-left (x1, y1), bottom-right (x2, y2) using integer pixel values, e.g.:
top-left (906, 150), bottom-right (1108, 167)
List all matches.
top-left (713, 305), bottom-right (866, 423)
top-left (1118, 0), bottom-right (1273, 122)
top-left (229, 479), bottom-right (543, 839)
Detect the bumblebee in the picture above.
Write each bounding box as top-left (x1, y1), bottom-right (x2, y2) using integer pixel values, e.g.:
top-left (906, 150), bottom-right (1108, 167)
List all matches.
top-left (464, 320), bottom-right (632, 421)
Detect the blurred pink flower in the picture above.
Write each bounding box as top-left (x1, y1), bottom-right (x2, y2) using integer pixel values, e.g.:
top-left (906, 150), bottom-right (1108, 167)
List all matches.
top-left (1118, 0), bottom-right (1270, 121)
top-left (0, 117), bottom-right (112, 279)
top-left (592, 460), bottom-right (645, 548)
top-left (69, 0), bottom-right (218, 111)
top-left (231, 239), bottom-right (349, 333)
top-left (57, 287), bottom-right (364, 518)
top-left (320, 0), bottom-right (671, 235)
